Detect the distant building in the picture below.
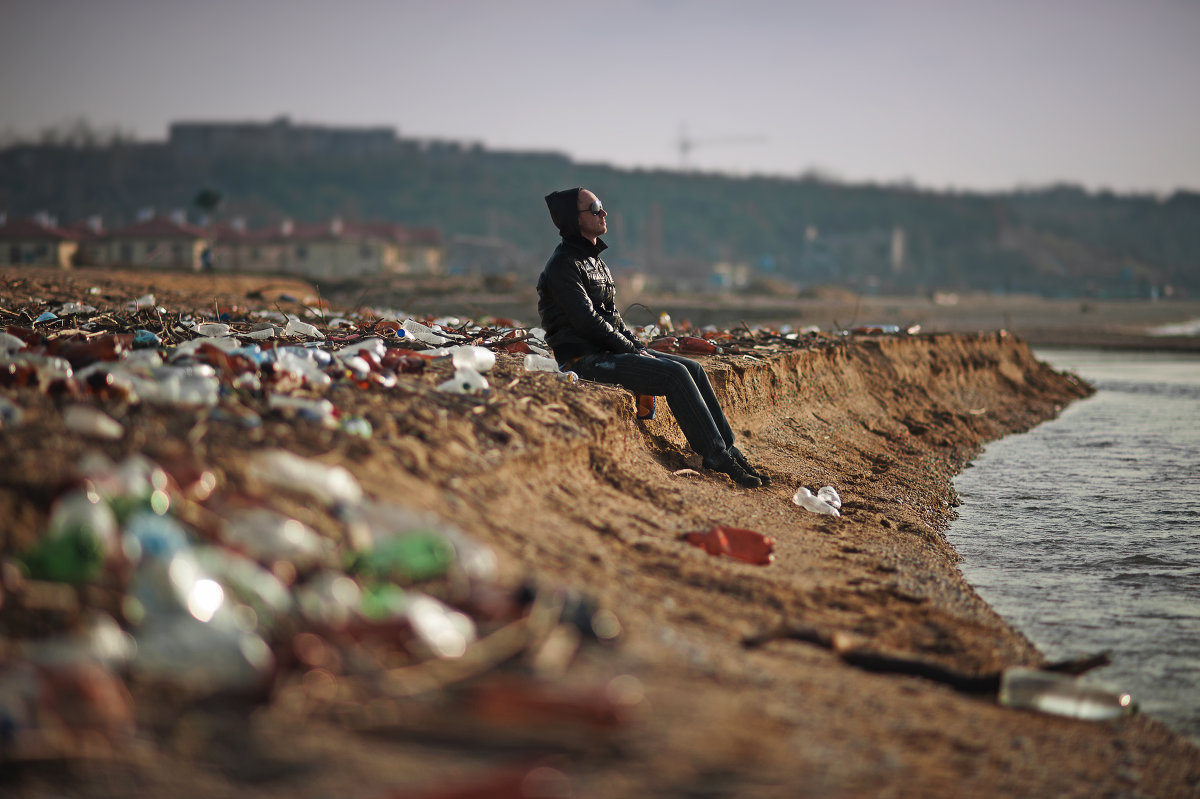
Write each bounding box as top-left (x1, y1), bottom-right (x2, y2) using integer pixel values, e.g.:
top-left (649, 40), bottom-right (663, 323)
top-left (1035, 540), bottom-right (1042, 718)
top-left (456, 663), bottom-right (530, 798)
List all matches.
top-left (445, 234), bottom-right (527, 277)
top-left (168, 116), bottom-right (400, 160)
top-left (209, 218), bottom-right (281, 273)
top-left (107, 215), bottom-right (208, 269)
top-left (65, 217), bottom-right (108, 266)
top-left (3, 207), bottom-right (444, 278)
top-left (210, 218), bottom-right (444, 279)
top-left (0, 216), bottom-right (79, 267)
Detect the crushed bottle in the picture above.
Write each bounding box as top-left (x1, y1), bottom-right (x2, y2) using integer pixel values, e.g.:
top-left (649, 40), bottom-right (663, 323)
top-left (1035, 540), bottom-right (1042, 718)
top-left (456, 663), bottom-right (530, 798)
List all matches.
top-left (438, 366), bottom-right (489, 394)
top-left (817, 485), bottom-right (842, 510)
top-left (793, 486), bottom-right (841, 517)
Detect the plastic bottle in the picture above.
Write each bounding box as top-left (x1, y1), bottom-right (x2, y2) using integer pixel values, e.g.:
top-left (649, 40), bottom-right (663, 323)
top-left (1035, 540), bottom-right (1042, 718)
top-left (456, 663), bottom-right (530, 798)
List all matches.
top-left (220, 508), bottom-right (334, 568)
top-left (438, 366), bottom-right (489, 394)
top-left (402, 319), bottom-right (452, 346)
top-left (523, 354), bottom-right (560, 373)
top-left (195, 322), bottom-right (231, 337)
top-left (0, 331), bottom-right (27, 353)
top-left (245, 323), bottom-right (276, 340)
top-left (998, 667), bottom-right (1135, 721)
top-left (62, 405), bottom-right (125, 440)
top-left (20, 489), bottom-right (119, 584)
top-left (246, 449), bottom-right (363, 507)
top-left (449, 345), bottom-right (496, 373)
top-left (132, 329), bottom-right (161, 348)
top-left (348, 530), bottom-right (458, 583)
top-left (792, 486), bottom-right (841, 517)
top-left (283, 316), bottom-right (325, 340)
top-left (817, 486), bottom-right (842, 510)
top-left (191, 545), bottom-right (294, 632)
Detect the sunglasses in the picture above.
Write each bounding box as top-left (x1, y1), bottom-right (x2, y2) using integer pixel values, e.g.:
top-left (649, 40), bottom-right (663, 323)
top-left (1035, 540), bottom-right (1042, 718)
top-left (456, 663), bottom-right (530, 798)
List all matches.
top-left (578, 200), bottom-right (605, 215)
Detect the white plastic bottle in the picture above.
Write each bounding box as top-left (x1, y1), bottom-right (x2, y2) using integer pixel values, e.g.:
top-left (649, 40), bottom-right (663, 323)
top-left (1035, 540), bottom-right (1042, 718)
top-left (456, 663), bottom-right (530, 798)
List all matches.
top-left (998, 667), bottom-right (1135, 721)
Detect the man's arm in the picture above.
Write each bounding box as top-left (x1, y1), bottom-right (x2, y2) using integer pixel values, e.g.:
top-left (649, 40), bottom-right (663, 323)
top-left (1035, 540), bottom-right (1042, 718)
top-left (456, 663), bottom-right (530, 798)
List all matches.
top-left (544, 261), bottom-right (644, 354)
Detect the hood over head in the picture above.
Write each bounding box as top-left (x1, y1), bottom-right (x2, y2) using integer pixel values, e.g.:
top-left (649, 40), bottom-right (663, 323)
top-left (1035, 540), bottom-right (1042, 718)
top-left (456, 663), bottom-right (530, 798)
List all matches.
top-left (545, 188), bottom-right (582, 237)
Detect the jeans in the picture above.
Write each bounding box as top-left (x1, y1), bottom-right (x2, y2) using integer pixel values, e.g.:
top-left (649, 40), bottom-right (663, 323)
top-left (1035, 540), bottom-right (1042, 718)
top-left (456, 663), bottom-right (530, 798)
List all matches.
top-left (568, 350), bottom-right (735, 466)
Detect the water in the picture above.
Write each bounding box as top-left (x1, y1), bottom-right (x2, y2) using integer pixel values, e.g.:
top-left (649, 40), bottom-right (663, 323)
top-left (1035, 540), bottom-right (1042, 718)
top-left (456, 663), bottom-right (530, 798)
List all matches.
top-left (948, 348), bottom-right (1200, 742)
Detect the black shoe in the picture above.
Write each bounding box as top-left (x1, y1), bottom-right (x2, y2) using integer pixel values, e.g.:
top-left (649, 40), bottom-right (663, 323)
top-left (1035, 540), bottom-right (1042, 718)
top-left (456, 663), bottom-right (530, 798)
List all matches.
top-left (730, 447), bottom-right (770, 485)
top-left (707, 454), bottom-right (762, 488)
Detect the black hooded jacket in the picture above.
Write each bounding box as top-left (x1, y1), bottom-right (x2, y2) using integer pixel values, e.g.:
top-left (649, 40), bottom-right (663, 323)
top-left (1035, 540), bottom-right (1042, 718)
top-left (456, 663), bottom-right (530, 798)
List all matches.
top-left (536, 188), bottom-right (645, 364)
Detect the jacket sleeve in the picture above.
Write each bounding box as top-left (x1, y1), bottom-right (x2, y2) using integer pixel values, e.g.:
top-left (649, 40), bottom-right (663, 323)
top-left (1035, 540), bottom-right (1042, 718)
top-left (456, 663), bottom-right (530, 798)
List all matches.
top-left (613, 312), bottom-right (645, 348)
top-left (544, 260), bottom-right (644, 354)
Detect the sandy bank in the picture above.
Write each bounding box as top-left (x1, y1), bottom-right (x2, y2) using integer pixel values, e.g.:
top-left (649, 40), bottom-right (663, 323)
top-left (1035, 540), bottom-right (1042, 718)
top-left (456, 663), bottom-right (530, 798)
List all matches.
top-left (2, 267), bottom-right (1199, 798)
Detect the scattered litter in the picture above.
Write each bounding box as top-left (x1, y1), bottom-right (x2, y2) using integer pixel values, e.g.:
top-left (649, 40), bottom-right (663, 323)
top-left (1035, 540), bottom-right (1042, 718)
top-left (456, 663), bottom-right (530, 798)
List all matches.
top-left (793, 486), bottom-right (842, 517)
top-left (246, 449), bottom-right (363, 507)
top-left (195, 322), bottom-right (232, 337)
top-left (999, 667), bottom-right (1135, 721)
top-left (682, 525), bottom-right (776, 565)
top-left (438, 366), bottom-right (489, 394)
top-left (62, 405), bottom-right (124, 440)
top-left (817, 485), bottom-right (842, 510)
top-left (523, 353), bottom-right (561, 373)
top-left (448, 345), bottom-right (496, 373)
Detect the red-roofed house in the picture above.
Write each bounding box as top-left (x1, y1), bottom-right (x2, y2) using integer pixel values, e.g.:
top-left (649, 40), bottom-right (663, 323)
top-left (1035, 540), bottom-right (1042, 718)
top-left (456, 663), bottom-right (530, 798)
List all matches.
top-left (107, 215), bottom-right (208, 269)
top-left (0, 217), bottom-right (79, 268)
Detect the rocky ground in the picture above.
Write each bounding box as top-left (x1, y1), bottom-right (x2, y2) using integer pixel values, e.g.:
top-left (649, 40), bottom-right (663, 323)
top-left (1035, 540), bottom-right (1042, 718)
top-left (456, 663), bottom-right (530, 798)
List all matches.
top-left (2, 266), bottom-right (1199, 798)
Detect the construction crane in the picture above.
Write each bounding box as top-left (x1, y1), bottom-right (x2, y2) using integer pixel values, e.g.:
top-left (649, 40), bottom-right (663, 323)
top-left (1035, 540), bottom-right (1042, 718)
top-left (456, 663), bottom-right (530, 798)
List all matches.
top-left (676, 125), bottom-right (766, 169)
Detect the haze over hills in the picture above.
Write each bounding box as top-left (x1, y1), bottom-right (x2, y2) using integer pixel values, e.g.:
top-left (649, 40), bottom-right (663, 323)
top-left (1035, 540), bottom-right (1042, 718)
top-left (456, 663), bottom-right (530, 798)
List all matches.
top-left (2, 118), bottom-right (1197, 298)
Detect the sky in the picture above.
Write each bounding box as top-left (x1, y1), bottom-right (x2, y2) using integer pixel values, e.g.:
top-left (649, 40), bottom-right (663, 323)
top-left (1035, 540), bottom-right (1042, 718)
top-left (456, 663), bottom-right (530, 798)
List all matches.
top-left (1, 0), bottom-right (1198, 195)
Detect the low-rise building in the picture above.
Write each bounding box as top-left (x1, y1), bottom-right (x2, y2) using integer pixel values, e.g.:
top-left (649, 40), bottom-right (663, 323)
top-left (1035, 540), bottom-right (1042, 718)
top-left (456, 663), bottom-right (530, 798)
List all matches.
top-left (212, 218), bottom-right (444, 278)
top-left (107, 215), bottom-right (208, 269)
top-left (0, 216), bottom-right (79, 268)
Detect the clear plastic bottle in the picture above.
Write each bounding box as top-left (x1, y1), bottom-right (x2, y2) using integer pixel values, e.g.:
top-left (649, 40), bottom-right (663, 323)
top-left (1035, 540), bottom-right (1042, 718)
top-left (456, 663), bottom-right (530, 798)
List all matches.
top-left (998, 667), bottom-right (1135, 721)
top-left (283, 316), bottom-right (325, 340)
top-left (402, 318), bottom-right (452, 346)
top-left (449, 345), bottom-right (496, 373)
top-left (523, 354), bottom-right (560, 373)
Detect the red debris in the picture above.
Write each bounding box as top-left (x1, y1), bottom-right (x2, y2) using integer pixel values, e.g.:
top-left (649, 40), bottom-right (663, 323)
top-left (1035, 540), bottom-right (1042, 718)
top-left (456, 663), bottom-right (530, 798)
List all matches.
top-left (648, 336), bottom-right (718, 355)
top-left (682, 525), bottom-right (776, 565)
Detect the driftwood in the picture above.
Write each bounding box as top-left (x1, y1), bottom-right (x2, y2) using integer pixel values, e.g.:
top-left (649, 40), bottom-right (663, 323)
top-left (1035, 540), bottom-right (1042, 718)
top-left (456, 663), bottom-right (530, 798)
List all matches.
top-left (742, 622), bottom-right (1112, 695)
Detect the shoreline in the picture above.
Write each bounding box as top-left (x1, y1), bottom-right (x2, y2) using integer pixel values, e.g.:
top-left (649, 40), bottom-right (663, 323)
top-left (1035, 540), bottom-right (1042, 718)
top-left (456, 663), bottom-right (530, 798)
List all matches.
top-left (2, 267), bottom-right (1199, 796)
